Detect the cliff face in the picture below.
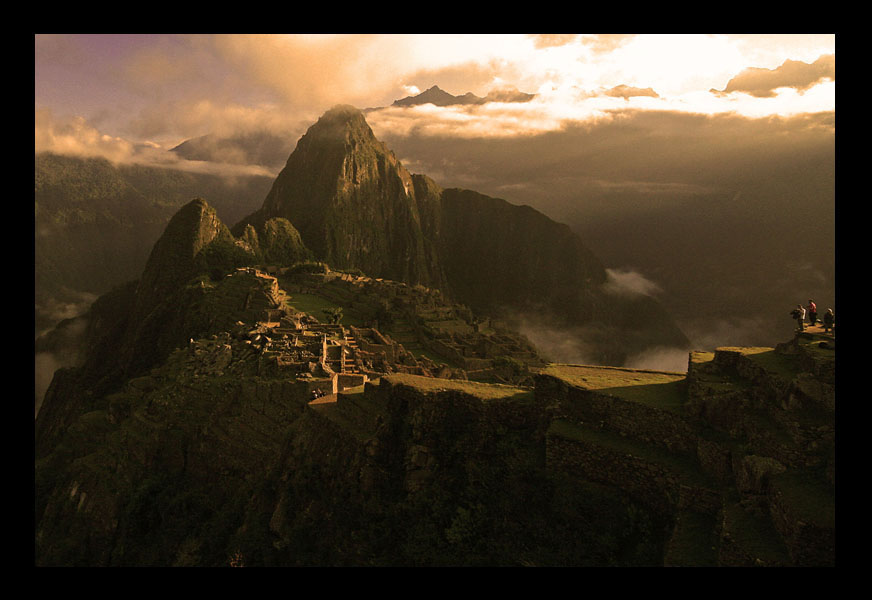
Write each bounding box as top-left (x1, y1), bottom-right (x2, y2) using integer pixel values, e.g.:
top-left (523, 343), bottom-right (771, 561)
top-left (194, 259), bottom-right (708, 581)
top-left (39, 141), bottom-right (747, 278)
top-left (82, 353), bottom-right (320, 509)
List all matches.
top-left (239, 105), bottom-right (445, 289)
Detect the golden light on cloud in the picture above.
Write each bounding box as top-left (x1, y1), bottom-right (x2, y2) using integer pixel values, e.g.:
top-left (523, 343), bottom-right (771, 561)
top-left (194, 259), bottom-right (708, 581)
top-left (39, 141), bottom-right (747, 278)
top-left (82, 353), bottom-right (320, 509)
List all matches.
top-left (35, 33), bottom-right (835, 164)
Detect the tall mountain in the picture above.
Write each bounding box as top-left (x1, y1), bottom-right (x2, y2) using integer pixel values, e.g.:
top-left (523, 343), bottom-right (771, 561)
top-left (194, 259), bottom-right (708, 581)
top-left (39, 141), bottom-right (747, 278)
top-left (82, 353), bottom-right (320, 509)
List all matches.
top-left (235, 105), bottom-right (446, 290)
top-left (390, 85), bottom-right (535, 107)
top-left (236, 105), bottom-right (688, 364)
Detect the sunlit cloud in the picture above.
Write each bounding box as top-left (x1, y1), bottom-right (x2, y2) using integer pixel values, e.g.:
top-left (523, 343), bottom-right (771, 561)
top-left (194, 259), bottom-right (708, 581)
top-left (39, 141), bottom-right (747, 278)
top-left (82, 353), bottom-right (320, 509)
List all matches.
top-left (35, 34), bottom-right (835, 162)
top-left (713, 54), bottom-right (835, 97)
top-left (35, 108), bottom-right (136, 162)
top-left (35, 108), bottom-right (277, 178)
top-left (603, 85), bottom-right (660, 99)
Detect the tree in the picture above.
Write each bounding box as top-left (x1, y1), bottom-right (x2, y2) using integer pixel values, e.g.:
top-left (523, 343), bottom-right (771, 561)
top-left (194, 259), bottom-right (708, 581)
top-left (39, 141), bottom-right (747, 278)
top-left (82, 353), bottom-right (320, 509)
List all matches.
top-left (322, 307), bottom-right (343, 325)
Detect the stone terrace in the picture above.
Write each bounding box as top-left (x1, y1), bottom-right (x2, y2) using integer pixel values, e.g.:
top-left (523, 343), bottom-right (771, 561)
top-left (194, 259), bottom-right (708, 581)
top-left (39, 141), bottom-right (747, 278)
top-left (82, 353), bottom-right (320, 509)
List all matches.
top-left (535, 339), bottom-right (835, 567)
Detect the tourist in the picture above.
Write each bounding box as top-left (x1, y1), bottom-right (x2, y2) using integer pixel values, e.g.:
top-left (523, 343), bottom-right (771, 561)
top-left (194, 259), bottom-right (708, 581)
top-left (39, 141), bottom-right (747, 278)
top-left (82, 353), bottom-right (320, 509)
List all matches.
top-left (791, 305), bottom-right (806, 331)
top-left (823, 308), bottom-right (835, 334)
top-left (807, 299), bottom-right (818, 327)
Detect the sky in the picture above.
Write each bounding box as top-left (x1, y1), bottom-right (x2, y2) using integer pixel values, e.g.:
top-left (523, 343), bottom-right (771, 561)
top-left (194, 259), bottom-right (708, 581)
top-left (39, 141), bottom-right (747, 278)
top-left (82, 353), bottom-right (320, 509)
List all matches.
top-left (35, 33), bottom-right (836, 171)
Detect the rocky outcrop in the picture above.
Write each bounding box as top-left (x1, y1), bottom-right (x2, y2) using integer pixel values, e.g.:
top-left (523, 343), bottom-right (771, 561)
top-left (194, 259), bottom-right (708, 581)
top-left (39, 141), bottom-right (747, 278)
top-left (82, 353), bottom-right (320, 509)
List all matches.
top-left (237, 105), bottom-right (445, 290)
top-left (235, 105), bottom-right (688, 365)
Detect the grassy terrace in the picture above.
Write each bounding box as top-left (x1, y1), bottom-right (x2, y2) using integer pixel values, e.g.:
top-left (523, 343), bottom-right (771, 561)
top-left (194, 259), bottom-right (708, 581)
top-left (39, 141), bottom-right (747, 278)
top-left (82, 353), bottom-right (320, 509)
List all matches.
top-left (548, 419), bottom-right (716, 488)
top-left (717, 346), bottom-right (802, 380)
top-left (280, 290), bottom-right (369, 328)
top-left (541, 364), bottom-right (687, 412)
top-left (426, 319), bottom-right (474, 335)
top-left (275, 282), bottom-right (457, 366)
top-left (383, 373), bottom-right (534, 403)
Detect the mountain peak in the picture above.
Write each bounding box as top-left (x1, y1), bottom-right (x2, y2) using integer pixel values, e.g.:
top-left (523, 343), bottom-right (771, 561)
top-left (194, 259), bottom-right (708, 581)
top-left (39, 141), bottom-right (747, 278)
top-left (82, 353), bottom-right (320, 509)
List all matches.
top-left (393, 86), bottom-right (466, 107)
top-left (301, 104), bottom-right (377, 149)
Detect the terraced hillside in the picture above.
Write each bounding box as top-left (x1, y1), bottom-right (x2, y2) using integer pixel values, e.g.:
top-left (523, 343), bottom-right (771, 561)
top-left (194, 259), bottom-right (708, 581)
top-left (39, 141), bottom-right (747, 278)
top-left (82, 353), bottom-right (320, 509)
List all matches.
top-left (536, 332), bottom-right (835, 566)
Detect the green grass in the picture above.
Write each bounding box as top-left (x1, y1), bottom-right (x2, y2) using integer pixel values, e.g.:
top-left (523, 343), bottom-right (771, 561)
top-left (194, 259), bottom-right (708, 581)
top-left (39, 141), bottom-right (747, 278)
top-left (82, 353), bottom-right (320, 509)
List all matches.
top-left (746, 351), bottom-right (801, 380)
top-left (409, 347), bottom-right (461, 369)
top-left (689, 351), bottom-right (715, 365)
top-left (384, 373), bottom-right (534, 403)
top-left (426, 319), bottom-right (474, 334)
top-left (542, 365), bottom-right (686, 412)
top-left (282, 292), bottom-right (367, 327)
top-left (718, 346), bottom-right (801, 380)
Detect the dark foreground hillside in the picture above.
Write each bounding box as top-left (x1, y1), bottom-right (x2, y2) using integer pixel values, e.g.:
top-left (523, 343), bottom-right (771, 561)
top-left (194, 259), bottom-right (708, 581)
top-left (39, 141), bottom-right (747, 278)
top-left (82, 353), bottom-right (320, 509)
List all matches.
top-left (34, 205), bottom-right (834, 565)
top-left (35, 321), bottom-right (835, 566)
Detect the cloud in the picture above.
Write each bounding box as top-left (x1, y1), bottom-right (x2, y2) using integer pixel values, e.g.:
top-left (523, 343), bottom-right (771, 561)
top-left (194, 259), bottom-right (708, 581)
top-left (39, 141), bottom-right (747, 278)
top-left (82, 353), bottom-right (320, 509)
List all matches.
top-left (376, 107), bottom-right (832, 230)
top-left (34, 316), bottom-right (89, 419)
top-left (35, 108), bottom-right (278, 177)
top-left (578, 34), bottom-right (636, 55)
top-left (713, 54), bottom-right (835, 98)
top-left (529, 34), bottom-right (581, 49)
top-left (602, 84), bottom-right (659, 100)
top-left (623, 346), bottom-right (689, 373)
top-left (508, 314), bottom-right (603, 366)
top-left (603, 268), bottom-right (663, 298)
top-left (35, 108), bottom-right (137, 163)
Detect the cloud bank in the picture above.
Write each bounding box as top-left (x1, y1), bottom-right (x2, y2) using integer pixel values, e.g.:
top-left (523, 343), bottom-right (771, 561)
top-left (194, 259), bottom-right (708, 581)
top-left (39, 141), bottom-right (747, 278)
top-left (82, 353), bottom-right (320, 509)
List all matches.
top-left (713, 54), bottom-right (835, 98)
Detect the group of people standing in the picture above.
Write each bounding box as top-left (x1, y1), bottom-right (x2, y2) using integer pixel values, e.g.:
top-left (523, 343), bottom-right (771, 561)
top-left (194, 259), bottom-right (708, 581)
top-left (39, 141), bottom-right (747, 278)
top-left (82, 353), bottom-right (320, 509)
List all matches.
top-left (791, 299), bottom-right (835, 334)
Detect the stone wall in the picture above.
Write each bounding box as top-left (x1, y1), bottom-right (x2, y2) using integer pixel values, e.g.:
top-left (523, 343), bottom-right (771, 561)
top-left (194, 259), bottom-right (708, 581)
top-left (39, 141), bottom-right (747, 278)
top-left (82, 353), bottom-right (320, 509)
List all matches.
top-left (536, 374), bottom-right (699, 456)
top-left (545, 431), bottom-right (720, 517)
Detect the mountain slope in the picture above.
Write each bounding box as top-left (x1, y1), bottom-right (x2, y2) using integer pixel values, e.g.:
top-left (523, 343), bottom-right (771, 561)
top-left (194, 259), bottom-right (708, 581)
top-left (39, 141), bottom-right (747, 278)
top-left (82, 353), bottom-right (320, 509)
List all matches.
top-left (236, 105), bottom-right (446, 290)
top-left (35, 194), bottom-right (832, 567)
top-left (34, 153), bottom-right (273, 335)
top-left (236, 105), bottom-right (688, 364)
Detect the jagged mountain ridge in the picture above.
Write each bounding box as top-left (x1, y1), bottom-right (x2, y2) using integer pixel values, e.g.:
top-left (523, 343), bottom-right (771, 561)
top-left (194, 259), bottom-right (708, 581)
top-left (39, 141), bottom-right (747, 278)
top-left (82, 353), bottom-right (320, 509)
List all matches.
top-left (236, 105), bottom-right (688, 365)
top-left (170, 130), bottom-right (296, 170)
top-left (390, 85), bottom-right (536, 108)
top-left (236, 105), bottom-right (445, 290)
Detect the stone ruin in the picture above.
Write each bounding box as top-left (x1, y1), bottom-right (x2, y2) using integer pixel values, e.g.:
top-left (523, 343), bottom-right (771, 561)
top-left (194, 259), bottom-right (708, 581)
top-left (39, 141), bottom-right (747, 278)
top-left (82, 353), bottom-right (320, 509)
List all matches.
top-left (274, 267), bottom-right (547, 385)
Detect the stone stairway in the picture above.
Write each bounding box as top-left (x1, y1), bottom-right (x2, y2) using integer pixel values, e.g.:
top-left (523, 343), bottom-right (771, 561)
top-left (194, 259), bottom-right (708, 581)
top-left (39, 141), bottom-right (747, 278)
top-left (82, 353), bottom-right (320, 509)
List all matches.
top-left (388, 318), bottom-right (425, 355)
top-left (343, 333), bottom-right (362, 374)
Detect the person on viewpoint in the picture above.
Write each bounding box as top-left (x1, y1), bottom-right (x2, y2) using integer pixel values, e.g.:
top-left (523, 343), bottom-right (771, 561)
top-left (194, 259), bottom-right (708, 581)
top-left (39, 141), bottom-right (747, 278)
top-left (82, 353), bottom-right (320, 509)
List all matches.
top-left (807, 300), bottom-right (818, 327)
top-left (823, 308), bottom-right (835, 334)
top-left (791, 305), bottom-right (806, 331)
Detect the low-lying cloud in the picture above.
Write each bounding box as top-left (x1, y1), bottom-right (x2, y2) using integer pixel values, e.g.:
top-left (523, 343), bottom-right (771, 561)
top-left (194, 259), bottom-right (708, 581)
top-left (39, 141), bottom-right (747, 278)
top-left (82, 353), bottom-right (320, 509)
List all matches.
top-left (34, 316), bottom-right (88, 419)
top-left (603, 268), bottom-right (663, 298)
top-left (623, 346), bottom-right (689, 373)
top-left (36, 108), bottom-right (278, 178)
top-left (511, 317), bottom-right (603, 366)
